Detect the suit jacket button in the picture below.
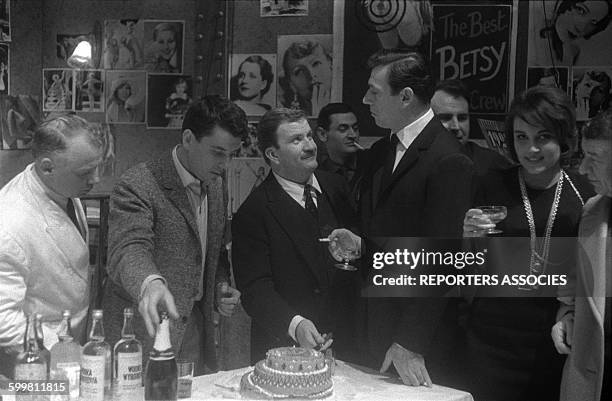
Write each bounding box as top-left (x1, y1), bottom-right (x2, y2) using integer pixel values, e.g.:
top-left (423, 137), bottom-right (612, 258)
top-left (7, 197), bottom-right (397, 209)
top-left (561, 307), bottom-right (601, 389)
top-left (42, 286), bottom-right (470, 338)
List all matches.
top-left (313, 288), bottom-right (321, 294)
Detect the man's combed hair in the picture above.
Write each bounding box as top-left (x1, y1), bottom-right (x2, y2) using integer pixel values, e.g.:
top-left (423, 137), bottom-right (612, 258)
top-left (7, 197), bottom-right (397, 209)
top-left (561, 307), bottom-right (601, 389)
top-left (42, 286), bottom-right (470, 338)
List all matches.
top-left (317, 102), bottom-right (355, 131)
top-left (367, 50), bottom-right (434, 103)
top-left (32, 114), bottom-right (100, 158)
top-left (434, 79), bottom-right (470, 103)
top-left (182, 95), bottom-right (249, 140)
top-left (257, 108), bottom-right (307, 163)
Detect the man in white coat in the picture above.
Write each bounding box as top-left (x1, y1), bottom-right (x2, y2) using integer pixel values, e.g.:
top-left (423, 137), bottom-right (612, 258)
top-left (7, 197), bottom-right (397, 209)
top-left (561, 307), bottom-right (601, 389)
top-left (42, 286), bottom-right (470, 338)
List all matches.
top-left (0, 115), bottom-right (105, 376)
top-left (552, 109), bottom-right (612, 401)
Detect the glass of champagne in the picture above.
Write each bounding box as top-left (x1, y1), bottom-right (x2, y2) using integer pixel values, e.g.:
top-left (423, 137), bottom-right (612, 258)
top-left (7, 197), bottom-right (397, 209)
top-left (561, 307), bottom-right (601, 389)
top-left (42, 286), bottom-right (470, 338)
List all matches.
top-left (328, 230), bottom-right (360, 271)
top-left (476, 205), bottom-right (508, 234)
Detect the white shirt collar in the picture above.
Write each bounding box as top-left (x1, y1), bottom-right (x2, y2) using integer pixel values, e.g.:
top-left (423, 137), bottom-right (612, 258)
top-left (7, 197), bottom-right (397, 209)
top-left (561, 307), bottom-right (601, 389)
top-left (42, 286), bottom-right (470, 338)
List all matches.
top-left (172, 145), bottom-right (200, 189)
top-left (30, 163), bottom-right (69, 209)
top-left (273, 172), bottom-right (322, 203)
top-left (393, 108), bottom-right (434, 149)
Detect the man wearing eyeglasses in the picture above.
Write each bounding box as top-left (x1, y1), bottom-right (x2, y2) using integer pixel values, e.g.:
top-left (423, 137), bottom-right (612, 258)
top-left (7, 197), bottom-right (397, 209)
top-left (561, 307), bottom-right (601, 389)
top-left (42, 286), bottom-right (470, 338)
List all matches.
top-left (102, 96), bottom-right (246, 374)
top-left (431, 79), bottom-right (513, 176)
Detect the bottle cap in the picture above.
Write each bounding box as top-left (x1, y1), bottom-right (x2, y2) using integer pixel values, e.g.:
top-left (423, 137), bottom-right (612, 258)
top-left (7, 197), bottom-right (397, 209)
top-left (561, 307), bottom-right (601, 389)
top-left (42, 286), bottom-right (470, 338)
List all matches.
top-left (62, 310), bottom-right (72, 318)
top-left (124, 307), bottom-right (134, 316)
top-left (92, 309), bottom-right (103, 319)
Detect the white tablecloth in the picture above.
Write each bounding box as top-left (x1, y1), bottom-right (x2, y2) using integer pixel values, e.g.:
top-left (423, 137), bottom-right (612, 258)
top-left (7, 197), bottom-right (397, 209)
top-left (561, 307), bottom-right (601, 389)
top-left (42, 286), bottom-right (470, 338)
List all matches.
top-left (190, 361), bottom-right (474, 401)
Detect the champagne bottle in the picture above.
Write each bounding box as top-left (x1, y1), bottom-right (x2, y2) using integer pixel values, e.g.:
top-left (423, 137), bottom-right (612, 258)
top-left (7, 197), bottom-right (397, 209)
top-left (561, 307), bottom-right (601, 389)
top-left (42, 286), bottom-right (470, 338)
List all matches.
top-left (80, 309), bottom-right (111, 401)
top-left (34, 313), bottom-right (51, 376)
top-left (49, 310), bottom-right (81, 401)
top-left (14, 314), bottom-right (47, 380)
top-left (113, 307), bottom-right (142, 400)
top-left (144, 312), bottom-right (177, 401)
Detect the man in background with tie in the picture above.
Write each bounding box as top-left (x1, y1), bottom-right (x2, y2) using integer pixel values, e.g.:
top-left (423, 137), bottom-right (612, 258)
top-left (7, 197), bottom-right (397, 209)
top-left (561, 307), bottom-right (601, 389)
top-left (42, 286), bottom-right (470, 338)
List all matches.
top-left (232, 108), bottom-right (361, 363)
top-left (0, 115), bottom-right (106, 376)
top-left (102, 96), bottom-right (245, 374)
top-left (360, 50), bottom-right (473, 387)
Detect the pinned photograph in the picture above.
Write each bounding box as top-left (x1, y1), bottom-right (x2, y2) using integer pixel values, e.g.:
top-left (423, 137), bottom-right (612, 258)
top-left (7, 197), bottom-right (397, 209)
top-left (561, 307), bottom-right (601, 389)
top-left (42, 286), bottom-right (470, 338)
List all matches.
top-left (260, 0), bottom-right (308, 17)
top-left (0, 0), bottom-right (10, 41)
top-left (277, 34), bottom-right (333, 117)
top-left (105, 70), bottom-right (146, 124)
top-left (143, 20), bottom-right (184, 74)
top-left (75, 70), bottom-right (104, 112)
top-left (57, 33), bottom-right (91, 64)
top-left (147, 74), bottom-right (192, 129)
top-left (103, 19), bottom-right (144, 69)
top-left (527, 67), bottom-right (569, 94)
top-left (42, 69), bottom-right (74, 112)
top-left (232, 122), bottom-right (262, 158)
top-left (0, 95), bottom-right (40, 150)
top-left (572, 67), bottom-right (612, 121)
top-left (227, 157), bottom-right (269, 216)
top-left (0, 43), bottom-right (7, 94)
top-left (229, 54), bottom-right (276, 116)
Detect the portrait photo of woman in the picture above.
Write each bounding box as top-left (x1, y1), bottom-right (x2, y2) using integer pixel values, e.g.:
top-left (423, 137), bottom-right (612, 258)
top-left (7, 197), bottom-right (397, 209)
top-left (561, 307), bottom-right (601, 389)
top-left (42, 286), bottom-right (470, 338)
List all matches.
top-left (277, 34), bottom-right (334, 117)
top-left (105, 70), bottom-right (146, 124)
top-left (147, 74), bottom-right (192, 129)
top-left (229, 54), bottom-right (276, 116)
top-left (144, 20), bottom-right (184, 74)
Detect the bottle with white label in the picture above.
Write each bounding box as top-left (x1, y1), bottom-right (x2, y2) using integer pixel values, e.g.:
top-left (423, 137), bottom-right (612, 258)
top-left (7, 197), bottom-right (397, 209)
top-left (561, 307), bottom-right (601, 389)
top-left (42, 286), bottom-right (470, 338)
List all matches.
top-left (80, 309), bottom-right (111, 401)
top-left (49, 310), bottom-right (81, 401)
top-left (113, 307), bottom-right (142, 400)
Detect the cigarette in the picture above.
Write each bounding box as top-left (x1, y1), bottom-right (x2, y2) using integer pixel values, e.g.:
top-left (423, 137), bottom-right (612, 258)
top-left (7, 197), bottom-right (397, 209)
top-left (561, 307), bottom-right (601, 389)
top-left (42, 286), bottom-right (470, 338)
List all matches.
top-left (352, 141), bottom-right (365, 150)
top-left (318, 238), bottom-right (331, 242)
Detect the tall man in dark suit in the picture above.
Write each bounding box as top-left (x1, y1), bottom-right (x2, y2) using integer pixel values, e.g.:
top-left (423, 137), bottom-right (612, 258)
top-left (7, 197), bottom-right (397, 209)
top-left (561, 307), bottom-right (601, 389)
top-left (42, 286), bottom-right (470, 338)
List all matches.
top-left (360, 51), bottom-right (474, 386)
top-left (232, 108), bottom-right (360, 363)
top-left (431, 79), bottom-right (513, 176)
top-left (102, 96), bottom-right (246, 373)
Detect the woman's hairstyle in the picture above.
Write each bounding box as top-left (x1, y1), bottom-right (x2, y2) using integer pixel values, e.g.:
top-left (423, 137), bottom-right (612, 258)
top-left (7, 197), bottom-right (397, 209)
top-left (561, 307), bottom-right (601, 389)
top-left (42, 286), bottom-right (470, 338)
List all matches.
top-left (505, 86), bottom-right (576, 162)
top-left (108, 79), bottom-right (131, 107)
top-left (173, 77), bottom-right (188, 90)
top-left (230, 55), bottom-right (274, 101)
top-left (540, 0), bottom-right (612, 62)
top-left (153, 22), bottom-right (178, 41)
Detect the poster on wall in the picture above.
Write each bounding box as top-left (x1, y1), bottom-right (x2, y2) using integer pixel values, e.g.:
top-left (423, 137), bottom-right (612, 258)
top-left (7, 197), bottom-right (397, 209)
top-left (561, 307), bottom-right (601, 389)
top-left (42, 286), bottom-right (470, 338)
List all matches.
top-left (105, 70), bottom-right (146, 124)
top-left (103, 19), bottom-right (145, 70)
top-left (57, 33), bottom-right (91, 64)
top-left (0, 95), bottom-right (40, 150)
top-left (277, 34), bottom-right (333, 117)
top-left (232, 122), bottom-right (262, 158)
top-left (42, 69), bottom-right (74, 112)
top-left (526, 66), bottom-right (570, 94)
top-left (75, 70), bottom-right (104, 112)
top-left (0, 43), bottom-right (7, 94)
top-left (430, 3), bottom-right (513, 116)
top-left (229, 53), bottom-right (276, 117)
top-left (227, 157), bottom-right (269, 217)
top-left (143, 20), bottom-right (184, 74)
top-left (572, 67), bottom-right (612, 121)
top-left (527, 1), bottom-right (612, 67)
top-left (0, 0), bottom-right (10, 42)
top-left (147, 74), bottom-right (192, 129)
top-left (260, 0), bottom-right (308, 17)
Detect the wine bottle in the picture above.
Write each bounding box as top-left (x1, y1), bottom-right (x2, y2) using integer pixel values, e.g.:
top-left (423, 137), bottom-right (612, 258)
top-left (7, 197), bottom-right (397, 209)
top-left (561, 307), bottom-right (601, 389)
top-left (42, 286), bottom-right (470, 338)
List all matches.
top-left (34, 313), bottom-right (50, 376)
top-left (80, 309), bottom-right (111, 401)
top-left (144, 312), bottom-right (177, 401)
top-left (113, 307), bottom-right (142, 400)
top-left (49, 310), bottom-right (81, 401)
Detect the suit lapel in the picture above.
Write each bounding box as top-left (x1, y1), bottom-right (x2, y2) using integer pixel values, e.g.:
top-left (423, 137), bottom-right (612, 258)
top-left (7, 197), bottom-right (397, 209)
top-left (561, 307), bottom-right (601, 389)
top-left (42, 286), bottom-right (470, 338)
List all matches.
top-left (264, 174), bottom-right (326, 284)
top-left (156, 156), bottom-right (200, 241)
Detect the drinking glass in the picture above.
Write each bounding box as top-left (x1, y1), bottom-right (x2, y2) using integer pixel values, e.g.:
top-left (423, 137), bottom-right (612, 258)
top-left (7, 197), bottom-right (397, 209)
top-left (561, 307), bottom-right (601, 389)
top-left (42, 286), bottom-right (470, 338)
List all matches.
top-left (477, 205), bottom-right (508, 234)
top-left (328, 230), bottom-right (360, 271)
top-left (176, 359), bottom-right (194, 399)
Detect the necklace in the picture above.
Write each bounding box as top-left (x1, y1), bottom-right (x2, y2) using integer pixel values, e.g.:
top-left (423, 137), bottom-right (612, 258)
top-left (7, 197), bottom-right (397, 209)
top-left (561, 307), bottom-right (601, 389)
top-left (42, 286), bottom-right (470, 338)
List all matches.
top-left (518, 169), bottom-right (564, 289)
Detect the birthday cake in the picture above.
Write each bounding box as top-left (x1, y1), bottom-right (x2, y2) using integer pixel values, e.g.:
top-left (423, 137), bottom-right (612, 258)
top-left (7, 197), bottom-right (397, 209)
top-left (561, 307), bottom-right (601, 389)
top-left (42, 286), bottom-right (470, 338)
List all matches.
top-left (240, 347), bottom-right (333, 399)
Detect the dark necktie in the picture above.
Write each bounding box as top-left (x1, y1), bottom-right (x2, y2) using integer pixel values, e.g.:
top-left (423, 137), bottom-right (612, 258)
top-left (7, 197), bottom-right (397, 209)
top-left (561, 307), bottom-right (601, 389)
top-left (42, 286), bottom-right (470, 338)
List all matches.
top-left (303, 184), bottom-right (318, 219)
top-left (382, 134), bottom-right (400, 189)
top-left (66, 198), bottom-right (84, 239)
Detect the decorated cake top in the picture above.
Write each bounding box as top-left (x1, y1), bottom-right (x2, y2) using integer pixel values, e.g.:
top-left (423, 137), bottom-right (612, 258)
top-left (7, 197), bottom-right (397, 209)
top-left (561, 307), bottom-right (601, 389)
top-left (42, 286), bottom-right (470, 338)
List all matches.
top-left (265, 347), bottom-right (327, 373)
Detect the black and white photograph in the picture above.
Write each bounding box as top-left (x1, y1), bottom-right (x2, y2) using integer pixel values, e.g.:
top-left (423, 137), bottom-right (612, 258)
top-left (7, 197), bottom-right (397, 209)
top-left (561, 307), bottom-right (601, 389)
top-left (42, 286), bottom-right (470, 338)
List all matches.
top-left (0, 0), bottom-right (9, 41)
top-left (528, 0), bottom-right (612, 66)
top-left (260, 0), bottom-right (308, 17)
top-left (527, 66), bottom-right (570, 94)
top-left (147, 74), bottom-right (192, 129)
top-left (105, 70), bottom-right (146, 124)
top-left (229, 53), bottom-right (276, 116)
top-left (56, 33), bottom-right (90, 64)
top-left (277, 34), bottom-right (333, 117)
top-left (103, 19), bottom-right (145, 70)
top-left (75, 69), bottom-right (104, 112)
top-left (42, 68), bottom-right (74, 111)
top-left (0, 95), bottom-right (40, 150)
top-left (572, 67), bottom-right (612, 121)
top-left (143, 20), bottom-right (184, 74)
top-left (0, 43), bottom-right (7, 94)
top-left (227, 157), bottom-right (269, 216)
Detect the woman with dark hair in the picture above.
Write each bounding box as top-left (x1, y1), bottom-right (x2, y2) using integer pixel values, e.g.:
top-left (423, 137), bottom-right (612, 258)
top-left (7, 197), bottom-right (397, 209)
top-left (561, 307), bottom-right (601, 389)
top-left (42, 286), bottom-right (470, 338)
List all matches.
top-left (462, 86), bottom-right (594, 401)
top-left (230, 55), bottom-right (274, 116)
top-left (540, 0), bottom-right (612, 65)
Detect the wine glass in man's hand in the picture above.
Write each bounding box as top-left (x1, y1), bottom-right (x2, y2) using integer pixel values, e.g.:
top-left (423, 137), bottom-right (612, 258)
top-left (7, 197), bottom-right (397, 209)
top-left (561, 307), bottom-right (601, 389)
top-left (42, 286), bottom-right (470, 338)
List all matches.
top-left (325, 228), bottom-right (361, 271)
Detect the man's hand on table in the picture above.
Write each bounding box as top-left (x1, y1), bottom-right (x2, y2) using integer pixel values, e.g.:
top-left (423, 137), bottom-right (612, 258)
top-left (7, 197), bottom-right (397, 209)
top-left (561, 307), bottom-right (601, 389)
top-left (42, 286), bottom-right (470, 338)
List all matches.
top-left (139, 279), bottom-right (180, 337)
top-left (295, 319), bottom-right (333, 351)
top-left (380, 342), bottom-right (432, 387)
